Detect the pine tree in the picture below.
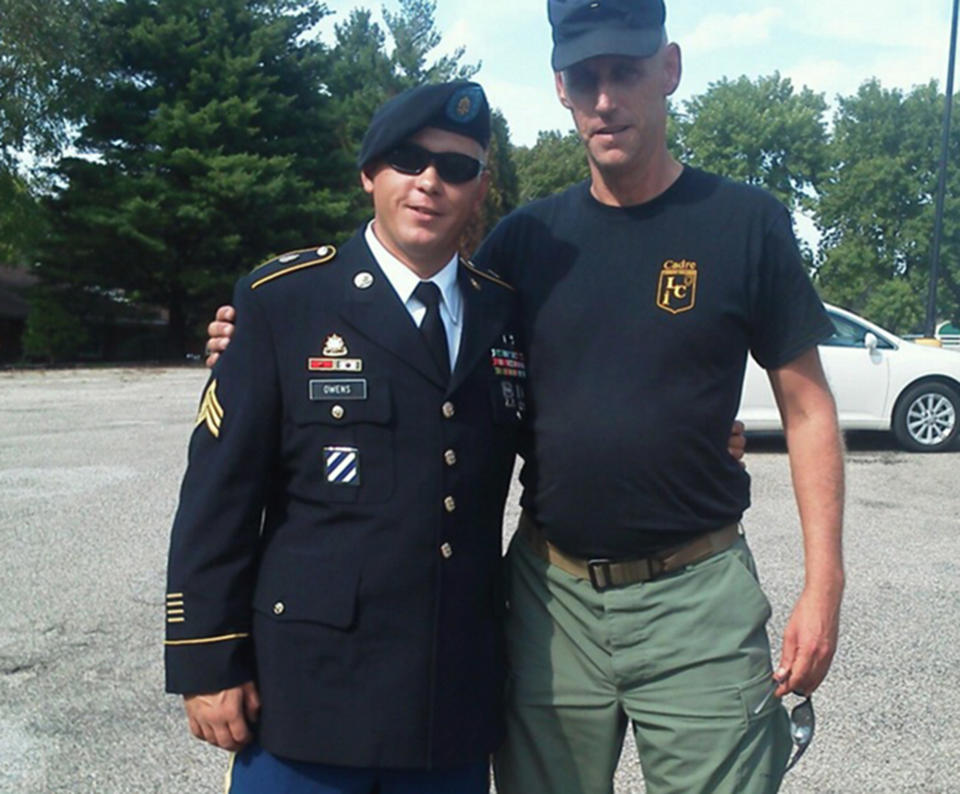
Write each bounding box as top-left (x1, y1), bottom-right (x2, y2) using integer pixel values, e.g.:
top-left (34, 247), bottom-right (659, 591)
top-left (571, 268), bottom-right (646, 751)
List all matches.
top-left (42, 0), bottom-right (352, 355)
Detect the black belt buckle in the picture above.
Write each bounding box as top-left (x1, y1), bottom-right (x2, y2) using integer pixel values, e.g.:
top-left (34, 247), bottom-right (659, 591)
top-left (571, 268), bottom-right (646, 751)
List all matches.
top-left (587, 559), bottom-right (613, 591)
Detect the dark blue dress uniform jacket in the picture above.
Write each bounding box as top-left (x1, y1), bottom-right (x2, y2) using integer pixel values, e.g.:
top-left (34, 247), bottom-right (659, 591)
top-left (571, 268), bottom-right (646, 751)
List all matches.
top-left (164, 229), bottom-right (524, 768)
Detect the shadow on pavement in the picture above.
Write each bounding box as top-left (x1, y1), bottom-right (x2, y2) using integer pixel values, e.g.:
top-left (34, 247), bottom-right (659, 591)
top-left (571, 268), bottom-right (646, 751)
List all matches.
top-left (744, 430), bottom-right (960, 455)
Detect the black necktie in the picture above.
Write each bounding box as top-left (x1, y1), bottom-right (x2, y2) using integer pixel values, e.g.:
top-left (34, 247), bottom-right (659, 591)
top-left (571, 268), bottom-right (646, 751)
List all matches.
top-left (413, 281), bottom-right (451, 380)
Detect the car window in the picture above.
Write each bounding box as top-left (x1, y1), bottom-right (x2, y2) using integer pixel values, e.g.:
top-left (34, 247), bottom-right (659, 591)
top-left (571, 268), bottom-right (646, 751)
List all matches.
top-left (822, 313), bottom-right (894, 349)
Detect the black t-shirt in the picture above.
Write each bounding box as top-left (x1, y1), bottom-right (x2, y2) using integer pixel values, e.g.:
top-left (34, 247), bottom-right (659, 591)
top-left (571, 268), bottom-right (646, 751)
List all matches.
top-left (475, 168), bottom-right (833, 558)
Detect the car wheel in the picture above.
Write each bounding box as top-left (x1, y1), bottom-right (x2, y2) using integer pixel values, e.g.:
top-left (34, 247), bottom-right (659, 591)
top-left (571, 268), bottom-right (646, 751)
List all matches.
top-left (892, 381), bottom-right (960, 452)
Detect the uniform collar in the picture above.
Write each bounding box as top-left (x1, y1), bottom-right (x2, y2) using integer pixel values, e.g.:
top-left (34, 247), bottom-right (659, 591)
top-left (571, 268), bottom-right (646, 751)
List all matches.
top-left (364, 222), bottom-right (462, 326)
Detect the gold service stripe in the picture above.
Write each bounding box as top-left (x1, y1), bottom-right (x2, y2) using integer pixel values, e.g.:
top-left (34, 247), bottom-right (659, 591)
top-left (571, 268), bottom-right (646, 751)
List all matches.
top-left (164, 632), bottom-right (250, 647)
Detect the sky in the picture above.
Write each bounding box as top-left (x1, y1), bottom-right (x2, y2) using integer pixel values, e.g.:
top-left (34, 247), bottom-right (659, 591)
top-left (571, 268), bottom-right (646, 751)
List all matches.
top-left (315, 0), bottom-right (958, 147)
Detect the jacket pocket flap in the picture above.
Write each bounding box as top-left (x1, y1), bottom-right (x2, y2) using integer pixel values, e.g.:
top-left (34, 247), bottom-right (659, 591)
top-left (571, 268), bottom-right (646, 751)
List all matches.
top-left (289, 377), bottom-right (392, 426)
top-left (252, 551), bottom-right (359, 629)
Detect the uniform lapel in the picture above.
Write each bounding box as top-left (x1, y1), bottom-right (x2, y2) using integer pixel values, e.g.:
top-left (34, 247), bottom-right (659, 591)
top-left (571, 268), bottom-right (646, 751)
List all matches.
top-left (336, 233), bottom-right (447, 388)
top-left (449, 259), bottom-right (512, 395)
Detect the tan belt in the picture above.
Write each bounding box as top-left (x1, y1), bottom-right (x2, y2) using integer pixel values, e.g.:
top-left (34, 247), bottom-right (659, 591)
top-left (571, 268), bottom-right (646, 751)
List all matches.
top-left (518, 511), bottom-right (741, 591)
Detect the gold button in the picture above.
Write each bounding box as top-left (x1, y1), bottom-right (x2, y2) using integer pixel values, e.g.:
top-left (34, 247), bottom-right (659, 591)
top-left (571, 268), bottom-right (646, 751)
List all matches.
top-left (440, 542), bottom-right (453, 559)
top-left (444, 496), bottom-right (456, 513)
top-left (273, 601), bottom-right (285, 615)
top-left (442, 401), bottom-right (455, 419)
top-left (444, 449), bottom-right (457, 466)
top-left (331, 405), bottom-right (345, 420)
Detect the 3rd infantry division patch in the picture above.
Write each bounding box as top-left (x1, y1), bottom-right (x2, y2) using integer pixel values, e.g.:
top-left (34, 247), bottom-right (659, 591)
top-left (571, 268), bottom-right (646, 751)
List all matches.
top-left (196, 379), bottom-right (223, 438)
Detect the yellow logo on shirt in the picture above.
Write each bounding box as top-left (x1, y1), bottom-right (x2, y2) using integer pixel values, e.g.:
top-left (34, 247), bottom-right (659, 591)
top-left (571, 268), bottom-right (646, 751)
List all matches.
top-left (657, 260), bottom-right (697, 315)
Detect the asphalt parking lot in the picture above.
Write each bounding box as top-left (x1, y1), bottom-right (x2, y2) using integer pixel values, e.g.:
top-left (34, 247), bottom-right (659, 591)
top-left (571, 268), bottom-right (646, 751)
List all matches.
top-left (1, 366), bottom-right (958, 793)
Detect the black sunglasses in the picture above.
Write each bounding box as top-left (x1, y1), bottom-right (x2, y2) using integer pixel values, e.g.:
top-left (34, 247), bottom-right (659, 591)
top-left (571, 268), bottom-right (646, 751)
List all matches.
top-left (783, 693), bottom-right (815, 773)
top-left (384, 142), bottom-right (485, 184)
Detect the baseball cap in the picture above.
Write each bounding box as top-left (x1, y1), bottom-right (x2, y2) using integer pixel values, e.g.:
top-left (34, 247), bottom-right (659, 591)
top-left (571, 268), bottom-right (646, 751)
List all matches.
top-left (548, 0), bottom-right (667, 71)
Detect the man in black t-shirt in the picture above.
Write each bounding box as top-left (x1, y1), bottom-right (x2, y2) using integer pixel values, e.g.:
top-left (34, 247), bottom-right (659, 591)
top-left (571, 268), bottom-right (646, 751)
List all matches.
top-left (474, 2), bottom-right (844, 793)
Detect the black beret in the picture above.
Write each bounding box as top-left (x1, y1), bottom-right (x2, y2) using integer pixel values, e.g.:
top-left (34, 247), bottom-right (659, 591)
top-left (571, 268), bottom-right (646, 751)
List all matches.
top-left (357, 81), bottom-right (491, 170)
top-left (549, 0), bottom-right (666, 71)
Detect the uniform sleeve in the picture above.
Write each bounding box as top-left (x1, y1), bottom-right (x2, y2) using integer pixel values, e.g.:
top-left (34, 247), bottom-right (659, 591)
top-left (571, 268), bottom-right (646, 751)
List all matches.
top-left (748, 207), bottom-right (834, 370)
top-left (164, 280), bottom-right (280, 694)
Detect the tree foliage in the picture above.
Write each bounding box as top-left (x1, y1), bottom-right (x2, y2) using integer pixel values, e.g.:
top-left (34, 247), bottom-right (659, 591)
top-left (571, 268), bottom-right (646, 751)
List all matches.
top-left (0, 0), bottom-right (102, 165)
top-left (814, 80), bottom-right (959, 331)
top-left (514, 130), bottom-right (589, 203)
top-left (461, 110), bottom-right (519, 257)
top-left (674, 73), bottom-right (827, 212)
top-left (39, 0), bottom-right (351, 355)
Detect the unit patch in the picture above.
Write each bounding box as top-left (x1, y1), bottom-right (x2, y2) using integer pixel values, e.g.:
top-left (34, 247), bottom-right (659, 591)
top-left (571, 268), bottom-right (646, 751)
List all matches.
top-left (309, 378), bottom-right (368, 401)
top-left (490, 348), bottom-right (527, 378)
top-left (324, 446), bottom-right (360, 485)
top-left (657, 260), bottom-right (697, 315)
top-left (322, 334), bottom-right (349, 357)
top-left (308, 358), bottom-right (363, 372)
top-left (195, 379), bottom-right (223, 438)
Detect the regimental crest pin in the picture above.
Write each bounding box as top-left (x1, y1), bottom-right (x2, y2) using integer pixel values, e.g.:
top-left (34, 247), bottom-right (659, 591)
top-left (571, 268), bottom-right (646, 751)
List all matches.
top-left (322, 333), bottom-right (348, 357)
top-left (656, 259), bottom-right (698, 315)
top-left (446, 85), bottom-right (482, 124)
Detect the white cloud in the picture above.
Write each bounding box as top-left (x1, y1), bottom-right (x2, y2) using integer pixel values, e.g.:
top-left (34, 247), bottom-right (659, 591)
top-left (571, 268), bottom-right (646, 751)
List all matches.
top-left (683, 8), bottom-right (785, 53)
top-left (787, 0), bottom-right (946, 49)
top-left (785, 45), bottom-right (948, 107)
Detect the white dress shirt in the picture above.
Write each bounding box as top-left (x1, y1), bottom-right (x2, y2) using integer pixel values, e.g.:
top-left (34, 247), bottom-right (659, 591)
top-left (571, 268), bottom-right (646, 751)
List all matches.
top-left (365, 222), bottom-right (463, 371)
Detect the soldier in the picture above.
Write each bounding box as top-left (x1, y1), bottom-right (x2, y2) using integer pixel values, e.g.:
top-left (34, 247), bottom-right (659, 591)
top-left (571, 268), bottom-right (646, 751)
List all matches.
top-left (165, 81), bottom-right (524, 794)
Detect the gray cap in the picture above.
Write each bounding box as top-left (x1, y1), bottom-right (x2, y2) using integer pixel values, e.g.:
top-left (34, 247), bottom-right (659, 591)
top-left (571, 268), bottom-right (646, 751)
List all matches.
top-left (548, 0), bottom-right (666, 71)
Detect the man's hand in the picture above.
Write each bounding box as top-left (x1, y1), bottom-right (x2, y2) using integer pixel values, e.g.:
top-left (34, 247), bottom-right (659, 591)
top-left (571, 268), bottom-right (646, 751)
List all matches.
top-left (774, 582), bottom-right (841, 697)
top-left (205, 305), bottom-right (236, 368)
top-left (183, 680), bottom-right (260, 751)
top-left (727, 419), bottom-right (746, 464)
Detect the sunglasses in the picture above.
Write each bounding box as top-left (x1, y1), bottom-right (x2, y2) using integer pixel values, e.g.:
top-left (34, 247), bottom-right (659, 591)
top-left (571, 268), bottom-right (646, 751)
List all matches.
top-left (753, 686), bottom-right (816, 773)
top-left (384, 142), bottom-right (485, 184)
top-left (783, 693), bottom-right (815, 773)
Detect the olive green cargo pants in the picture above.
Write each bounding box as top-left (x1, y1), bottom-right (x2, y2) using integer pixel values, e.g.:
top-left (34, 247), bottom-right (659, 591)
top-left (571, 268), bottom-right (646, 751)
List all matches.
top-left (494, 530), bottom-right (791, 794)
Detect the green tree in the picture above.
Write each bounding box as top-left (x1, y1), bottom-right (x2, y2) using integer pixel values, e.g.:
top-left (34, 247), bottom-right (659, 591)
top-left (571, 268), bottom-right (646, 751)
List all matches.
top-left (462, 109), bottom-right (519, 256)
top-left (384, 0), bottom-right (479, 86)
top-left (0, 0), bottom-right (103, 265)
top-left (814, 80), bottom-right (960, 332)
top-left (0, 0), bottom-right (102, 165)
top-left (21, 285), bottom-right (90, 363)
top-left (514, 130), bottom-right (589, 203)
top-left (675, 73), bottom-right (827, 212)
top-left (41, 0), bottom-right (352, 356)
top-left (0, 171), bottom-right (46, 264)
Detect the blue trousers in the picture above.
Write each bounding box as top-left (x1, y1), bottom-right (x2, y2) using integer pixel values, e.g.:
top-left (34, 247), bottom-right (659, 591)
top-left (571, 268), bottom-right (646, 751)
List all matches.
top-left (227, 741), bottom-right (490, 794)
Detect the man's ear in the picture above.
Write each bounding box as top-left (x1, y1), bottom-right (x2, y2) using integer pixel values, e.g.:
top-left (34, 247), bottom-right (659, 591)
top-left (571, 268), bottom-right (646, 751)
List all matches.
top-left (360, 166), bottom-right (375, 195)
top-left (662, 43), bottom-right (681, 97)
top-left (555, 71), bottom-right (572, 109)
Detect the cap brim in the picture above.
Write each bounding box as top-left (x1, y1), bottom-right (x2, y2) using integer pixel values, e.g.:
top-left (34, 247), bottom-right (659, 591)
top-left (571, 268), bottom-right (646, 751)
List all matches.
top-left (551, 26), bottom-right (664, 71)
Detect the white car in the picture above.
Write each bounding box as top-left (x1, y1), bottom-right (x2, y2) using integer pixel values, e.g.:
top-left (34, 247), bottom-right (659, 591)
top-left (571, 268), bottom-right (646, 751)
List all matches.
top-left (738, 304), bottom-right (960, 452)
